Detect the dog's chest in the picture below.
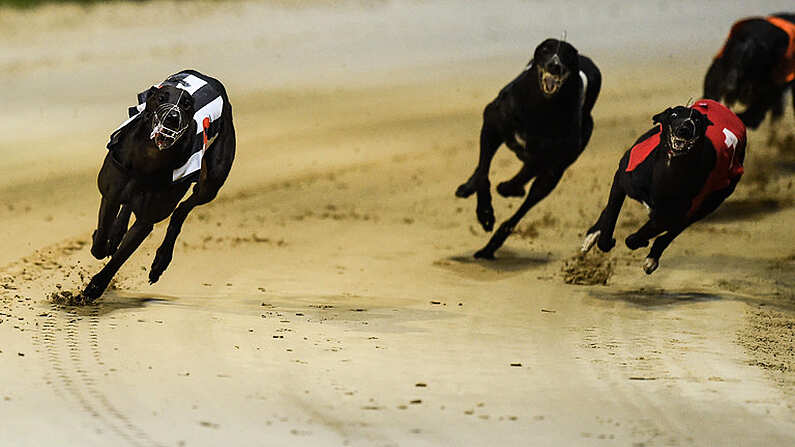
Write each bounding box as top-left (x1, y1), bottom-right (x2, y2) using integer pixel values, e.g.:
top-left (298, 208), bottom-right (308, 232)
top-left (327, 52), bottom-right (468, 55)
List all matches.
top-left (627, 157), bottom-right (705, 213)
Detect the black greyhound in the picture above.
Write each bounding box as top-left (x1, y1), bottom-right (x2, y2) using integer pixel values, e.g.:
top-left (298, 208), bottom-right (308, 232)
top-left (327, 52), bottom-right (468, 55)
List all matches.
top-left (456, 38), bottom-right (601, 259)
top-left (582, 99), bottom-right (746, 274)
top-left (84, 70), bottom-right (235, 301)
top-left (704, 13), bottom-right (795, 129)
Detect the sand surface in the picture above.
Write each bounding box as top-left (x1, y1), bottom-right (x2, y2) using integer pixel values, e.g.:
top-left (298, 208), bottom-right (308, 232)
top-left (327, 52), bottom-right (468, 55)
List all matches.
top-left (0, 1), bottom-right (794, 445)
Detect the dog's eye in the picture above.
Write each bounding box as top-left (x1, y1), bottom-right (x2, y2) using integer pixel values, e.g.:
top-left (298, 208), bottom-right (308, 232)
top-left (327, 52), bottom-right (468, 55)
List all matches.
top-left (671, 113), bottom-right (677, 119)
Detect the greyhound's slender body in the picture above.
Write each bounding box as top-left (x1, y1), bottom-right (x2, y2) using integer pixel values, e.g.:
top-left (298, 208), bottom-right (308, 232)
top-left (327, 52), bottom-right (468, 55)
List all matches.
top-left (456, 39), bottom-right (601, 259)
top-left (85, 70), bottom-right (235, 301)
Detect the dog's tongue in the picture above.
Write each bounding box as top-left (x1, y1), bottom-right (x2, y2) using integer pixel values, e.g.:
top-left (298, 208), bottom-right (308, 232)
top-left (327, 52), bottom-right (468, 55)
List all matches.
top-left (154, 133), bottom-right (170, 150)
top-left (544, 76), bottom-right (558, 93)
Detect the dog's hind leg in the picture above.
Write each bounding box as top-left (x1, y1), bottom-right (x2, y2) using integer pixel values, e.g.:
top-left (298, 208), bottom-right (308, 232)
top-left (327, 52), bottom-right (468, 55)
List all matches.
top-left (475, 169), bottom-right (564, 259)
top-left (106, 205), bottom-right (131, 256)
top-left (456, 103), bottom-right (503, 231)
top-left (583, 170), bottom-right (625, 253)
top-left (767, 94), bottom-right (785, 144)
top-left (497, 163), bottom-right (536, 198)
top-left (643, 225), bottom-right (687, 274)
top-left (149, 185), bottom-right (218, 284)
top-left (625, 219), bottom-right (664, 250)
top-left (84, 220), bottom-right (154, 301)
top-left (792, 86), bottom-right (795, 121)
top-left (738, 90), bottom-right (777, 129)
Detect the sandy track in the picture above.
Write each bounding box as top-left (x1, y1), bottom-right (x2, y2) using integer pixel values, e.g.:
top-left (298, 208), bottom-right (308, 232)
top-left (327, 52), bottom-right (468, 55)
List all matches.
top-left (1, 1), bottom-right (794, 446)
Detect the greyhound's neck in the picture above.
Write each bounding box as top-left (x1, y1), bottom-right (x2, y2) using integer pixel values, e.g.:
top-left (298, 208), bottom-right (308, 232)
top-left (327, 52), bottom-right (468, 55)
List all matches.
top-left (653, 141), bottom-right (709, 195)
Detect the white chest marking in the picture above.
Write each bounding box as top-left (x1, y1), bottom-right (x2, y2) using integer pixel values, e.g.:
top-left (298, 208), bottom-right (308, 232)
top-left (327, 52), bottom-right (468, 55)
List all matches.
top-left (579, 70), bottom-right (588, 107)
top-left (514, 132), bottom-right (527, 149)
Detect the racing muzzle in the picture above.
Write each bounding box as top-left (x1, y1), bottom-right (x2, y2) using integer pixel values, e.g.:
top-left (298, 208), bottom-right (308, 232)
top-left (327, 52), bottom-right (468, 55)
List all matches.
top-left (150, 102), bottom-right (190, 151)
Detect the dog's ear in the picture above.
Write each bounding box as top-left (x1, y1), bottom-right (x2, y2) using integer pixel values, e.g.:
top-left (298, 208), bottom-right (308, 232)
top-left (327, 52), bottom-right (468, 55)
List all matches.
top-left (652, 108), bottom-right (673, 125)
top-left (141, 86), bottom-right (162, 112)
top-left (145, 86), bottom-right (160, 102)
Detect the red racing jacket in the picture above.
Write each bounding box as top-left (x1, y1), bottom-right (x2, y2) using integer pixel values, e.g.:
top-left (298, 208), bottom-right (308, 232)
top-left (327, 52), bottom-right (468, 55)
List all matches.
top-left (766, 16), bottom-right (795, 84)
top-left (688, 99), bottom-right (746, 216)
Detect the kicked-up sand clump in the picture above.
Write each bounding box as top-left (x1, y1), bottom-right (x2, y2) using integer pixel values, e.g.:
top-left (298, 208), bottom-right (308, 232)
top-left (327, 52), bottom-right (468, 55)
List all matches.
top-left (48, 288), bottom-right (89, 306)
top-left (561, 252), bottom-right (614, 285)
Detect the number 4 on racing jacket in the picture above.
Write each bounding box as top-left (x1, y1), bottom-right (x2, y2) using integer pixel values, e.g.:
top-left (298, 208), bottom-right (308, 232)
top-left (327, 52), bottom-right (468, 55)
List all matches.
top-left (107, 70), bottom-right (227, 184)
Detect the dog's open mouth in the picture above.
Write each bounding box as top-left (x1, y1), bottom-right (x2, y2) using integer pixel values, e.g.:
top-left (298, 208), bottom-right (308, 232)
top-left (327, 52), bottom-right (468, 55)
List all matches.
top-left (669, 133), bottom-right (695, 155)
top-left (540, 71), bottom-right (562, 95)
top-left (153, 132), bottom-right (175, 151)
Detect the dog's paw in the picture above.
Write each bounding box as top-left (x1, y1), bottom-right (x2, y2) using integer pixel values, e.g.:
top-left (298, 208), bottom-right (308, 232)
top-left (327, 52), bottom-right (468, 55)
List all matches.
top-left (597, 235), bottom-right (616, 252)
top-left (82, 277), bottom-right (107, 302)
top-left (581, 231), bottom-right (600, 253)
top-left (476, 205), bottom-right (495, 232)
top-left (496, 181), bottom-right (525, 198)
top-left (149, 251), bottom-right (173, 284)
top-left (90, 230), bottom-right (108, 260)
top-left (625, 233), bottom-right (649, 250)
top-left (643, 257), bottom-right (659, 275)
top-left (473, 248), bottom-right (496, 260)
top-left (455, 182), bottom-right (476, 198)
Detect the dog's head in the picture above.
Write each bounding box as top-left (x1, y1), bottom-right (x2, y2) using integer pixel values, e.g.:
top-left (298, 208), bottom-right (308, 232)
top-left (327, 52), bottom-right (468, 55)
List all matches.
top-left (144, 85), bottom-right (195, 151)
top-left (532, 38), bottom-right (579, 97)
top-left (718, 27), bottom-right (780, 105)
top-left (652, 105), bottom-right (713, 158)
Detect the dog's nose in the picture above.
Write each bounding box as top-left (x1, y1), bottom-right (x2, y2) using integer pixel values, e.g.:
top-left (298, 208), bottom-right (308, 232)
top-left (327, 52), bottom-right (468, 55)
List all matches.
top-left (546, 62), bottom-right (562, 76)
top-left (675, 122), bottom-right (695, 140)
top-left (164, 109), bottom-right (181, 128)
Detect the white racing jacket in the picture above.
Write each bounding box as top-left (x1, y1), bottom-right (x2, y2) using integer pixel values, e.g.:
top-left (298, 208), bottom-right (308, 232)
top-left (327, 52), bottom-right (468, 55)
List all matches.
top-left (107, 71), bottom-right (224, 183)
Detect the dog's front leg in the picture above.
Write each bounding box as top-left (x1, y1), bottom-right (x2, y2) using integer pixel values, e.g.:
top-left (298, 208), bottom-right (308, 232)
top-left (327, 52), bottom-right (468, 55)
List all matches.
top-left (84, 220), bottom-right (154, 301)
top-left (91, 197), bottom-right (121, 259)
top-left (456, 103), bottom-right (503, 231)
top-left (475, 168), bottom-right (563, 259)
top-left (106, 205), bottom-right (131, 256)
top-left (582, 170), bottom-right (625, 253)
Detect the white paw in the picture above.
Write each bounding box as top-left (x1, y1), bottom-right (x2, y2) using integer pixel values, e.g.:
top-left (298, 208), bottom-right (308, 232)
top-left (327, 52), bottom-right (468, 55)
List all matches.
top-left (643, 257), bottom-right (658, 275)
top-left (581, 231), bottom-right (600, 253)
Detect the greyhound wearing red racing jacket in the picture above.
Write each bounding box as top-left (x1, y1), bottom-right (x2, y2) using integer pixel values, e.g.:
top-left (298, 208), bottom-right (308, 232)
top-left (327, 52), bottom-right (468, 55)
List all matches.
top-left (704, 13), bottom-right (795, 129)
top-left (582, 99), bottom-right (746, 274)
